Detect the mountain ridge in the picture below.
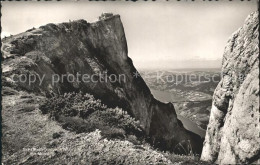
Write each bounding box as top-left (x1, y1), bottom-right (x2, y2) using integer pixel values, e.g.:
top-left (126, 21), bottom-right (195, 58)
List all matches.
top-left (2, 14), bottom-right (203, 153)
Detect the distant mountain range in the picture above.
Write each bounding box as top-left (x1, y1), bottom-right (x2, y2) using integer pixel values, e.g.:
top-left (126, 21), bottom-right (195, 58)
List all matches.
top-left (134, 58), bottom-right (222, 70)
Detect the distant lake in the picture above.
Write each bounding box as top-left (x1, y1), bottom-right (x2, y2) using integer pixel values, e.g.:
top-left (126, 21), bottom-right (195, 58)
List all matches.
top-left (177, 114), bottom-right (205, 137)
top-left (151, 89), bottom-right (206, 137)
top-left (150, 89), bottom-right (187, 102)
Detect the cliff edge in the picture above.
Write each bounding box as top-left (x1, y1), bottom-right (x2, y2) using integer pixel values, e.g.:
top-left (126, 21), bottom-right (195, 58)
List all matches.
top-left (201, 11), bottom-right (259, 164)
top-left (2, 14), bottom-right (202, 153)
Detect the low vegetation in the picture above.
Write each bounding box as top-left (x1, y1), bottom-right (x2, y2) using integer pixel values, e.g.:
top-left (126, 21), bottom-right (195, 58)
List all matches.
top-left (40, 92), bottom-right (144, 142)
top-left (3, 90), bottom-right (210, 164)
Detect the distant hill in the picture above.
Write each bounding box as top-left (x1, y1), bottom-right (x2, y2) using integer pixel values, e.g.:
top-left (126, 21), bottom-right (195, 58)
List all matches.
top-left (135, 58), bottom-right (222, 70)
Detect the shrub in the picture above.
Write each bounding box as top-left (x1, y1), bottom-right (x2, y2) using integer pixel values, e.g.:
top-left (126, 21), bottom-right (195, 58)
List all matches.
top-left (39, 92), bottom-right (144, 141)
top-left (91, 107), bottom-right (143, 138)
top-left (40, 91), bottom-right (106, 118)
top-left (52, 132), bottom-right (62, 139)
top-left (173, 140), bottom-right (194, 156)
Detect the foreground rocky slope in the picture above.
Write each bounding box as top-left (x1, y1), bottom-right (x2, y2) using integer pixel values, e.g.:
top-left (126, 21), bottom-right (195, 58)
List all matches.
top-left (201, 11), bottom-right (259, 164)
top-left (2, 89), bottom-right (210, 164)
top-left (1, 91), bottom-right (171, 164)
top-left (1, 14), bottom-right (202, 153)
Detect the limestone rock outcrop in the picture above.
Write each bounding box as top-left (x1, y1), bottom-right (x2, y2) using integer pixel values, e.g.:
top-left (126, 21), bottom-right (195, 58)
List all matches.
top-left (201, 11), bottom-right (259, 164)
top-left (1, 14), bottom-right (202, 153)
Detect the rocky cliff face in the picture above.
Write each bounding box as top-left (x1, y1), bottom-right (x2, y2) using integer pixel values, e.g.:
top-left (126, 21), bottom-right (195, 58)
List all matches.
top-left (2, 14), bottom-right (202, 153)
top-left (201, 11), bottom-right (259, 164)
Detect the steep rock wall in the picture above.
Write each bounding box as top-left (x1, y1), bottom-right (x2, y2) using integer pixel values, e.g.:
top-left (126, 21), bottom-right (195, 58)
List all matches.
top-left (2, 15), bottom-right (202, 153)
top-left (201, 11), bottom-right (259, 164)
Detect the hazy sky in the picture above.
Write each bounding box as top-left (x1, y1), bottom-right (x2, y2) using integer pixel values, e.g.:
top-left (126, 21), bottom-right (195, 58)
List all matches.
top-left (1, 1), bottom-right (258, 69)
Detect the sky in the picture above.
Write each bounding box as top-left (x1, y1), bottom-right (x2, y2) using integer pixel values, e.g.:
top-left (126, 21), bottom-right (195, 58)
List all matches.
top-left (1, 0), bottom-right (258, 69)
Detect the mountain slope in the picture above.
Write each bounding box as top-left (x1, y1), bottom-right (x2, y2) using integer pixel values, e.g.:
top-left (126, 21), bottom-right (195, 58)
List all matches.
top-left (201, 11), bottom-right (259, 164)
top-left (2, 14), bottom-right (202, 153)
top-left (1, 91), bottom-right (172, 164)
